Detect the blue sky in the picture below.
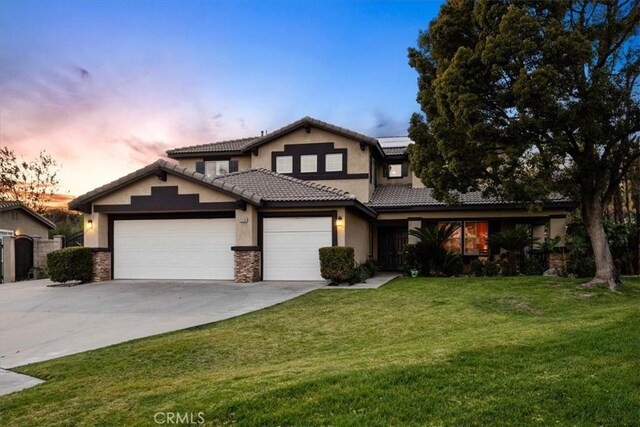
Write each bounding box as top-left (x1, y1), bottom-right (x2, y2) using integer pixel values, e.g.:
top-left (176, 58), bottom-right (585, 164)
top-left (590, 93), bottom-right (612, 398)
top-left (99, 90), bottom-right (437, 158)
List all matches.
top-left (0, 0), bottom-right (443, 196)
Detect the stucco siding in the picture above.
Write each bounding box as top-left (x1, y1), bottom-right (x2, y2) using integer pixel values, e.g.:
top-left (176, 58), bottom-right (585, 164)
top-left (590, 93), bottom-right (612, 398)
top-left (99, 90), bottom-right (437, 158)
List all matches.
top-left (0, 211), bottom-right (50, 238)
top-left (250, 127), bottom-right (371, 175)
top-left (345, 210), bottom-right (370, 263)
top-left (92, 174), bottom-right (235, 206)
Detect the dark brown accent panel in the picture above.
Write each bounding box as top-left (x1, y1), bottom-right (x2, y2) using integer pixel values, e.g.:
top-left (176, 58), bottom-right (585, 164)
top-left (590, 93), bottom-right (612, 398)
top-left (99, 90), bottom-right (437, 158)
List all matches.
top-left (231, 246), bottom-right (261, 252)
top-left (94, 186), bottom-right (237, 213)
top-left (270, 142), bottom-right (363, 179)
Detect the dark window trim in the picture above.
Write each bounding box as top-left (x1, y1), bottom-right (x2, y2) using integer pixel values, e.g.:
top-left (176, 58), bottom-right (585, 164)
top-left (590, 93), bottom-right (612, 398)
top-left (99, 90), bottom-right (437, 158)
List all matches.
top-left (275, 155), bottom-right (294, 174)
top-left (324, 152), bottom-right (345, 173)
top-left (270, 142), bottom-right (353, 179)
top-left (387, 163), bottom-right (404, 179)
top-left (299, 154), bottom-right (319, 174)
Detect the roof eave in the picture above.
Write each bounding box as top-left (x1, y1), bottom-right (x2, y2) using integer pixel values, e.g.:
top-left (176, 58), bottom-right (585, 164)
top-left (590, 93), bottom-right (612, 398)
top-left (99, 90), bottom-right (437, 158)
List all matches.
top-left (166, 150), bottom-right (246, 159)
top-left (68, 161), bottom-right (262, 213)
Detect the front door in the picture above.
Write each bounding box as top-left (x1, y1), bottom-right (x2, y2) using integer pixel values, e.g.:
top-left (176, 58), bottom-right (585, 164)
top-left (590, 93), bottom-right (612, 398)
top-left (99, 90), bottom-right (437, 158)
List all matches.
top-left (378, 227), bottom-right (407, 271)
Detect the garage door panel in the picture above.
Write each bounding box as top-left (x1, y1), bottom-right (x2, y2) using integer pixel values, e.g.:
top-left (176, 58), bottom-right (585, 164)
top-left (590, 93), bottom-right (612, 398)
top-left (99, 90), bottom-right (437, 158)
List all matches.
top-left (263, 217), bottom-right (332, 281)
top-left (113, 218), bottom-right (234, 280)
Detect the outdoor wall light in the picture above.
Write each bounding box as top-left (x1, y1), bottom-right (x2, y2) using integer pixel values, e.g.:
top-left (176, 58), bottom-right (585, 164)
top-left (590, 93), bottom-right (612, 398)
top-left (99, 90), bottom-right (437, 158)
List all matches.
top-left (335, 216), bottom-right (344, 227)
top-left (87, 220), bottom-right (93, 229)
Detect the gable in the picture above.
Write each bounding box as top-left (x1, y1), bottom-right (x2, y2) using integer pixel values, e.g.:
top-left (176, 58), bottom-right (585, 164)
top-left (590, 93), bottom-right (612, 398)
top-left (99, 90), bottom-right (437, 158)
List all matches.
top-left (91, 174), bottom-right (236, 213)
top-left (251, 126), bottom-right (371, 174)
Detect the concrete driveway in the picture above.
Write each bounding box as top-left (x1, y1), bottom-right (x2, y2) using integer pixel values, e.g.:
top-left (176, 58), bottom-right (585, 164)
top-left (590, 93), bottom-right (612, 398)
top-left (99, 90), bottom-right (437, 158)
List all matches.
top-left (0, 279), bottom-right (326, 369)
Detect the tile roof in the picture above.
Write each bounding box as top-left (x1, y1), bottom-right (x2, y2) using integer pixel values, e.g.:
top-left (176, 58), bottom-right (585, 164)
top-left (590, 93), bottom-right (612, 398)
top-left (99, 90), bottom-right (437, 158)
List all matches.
top-left (166, 116), bottom-right (385, 158)
top-left (166, 137), bottom-right (259, 156)
top-left (0, 200), bottom-right (22, 210)
top-left (0, 200), bottom-right (56, 228)
top-left (218, 168), bottom-right (355, 202)
top-left (381, 146), bottom-right (408, 157)
top-left (68, 160), bottom-right (360, 212)
top-left (367, 185), bottom-right (572, 209)
top-left (243, 116), bottom-right (380, 149)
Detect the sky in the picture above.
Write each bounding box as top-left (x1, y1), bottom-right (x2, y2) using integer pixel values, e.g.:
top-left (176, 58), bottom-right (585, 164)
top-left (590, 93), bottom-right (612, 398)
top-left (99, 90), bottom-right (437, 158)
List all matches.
top-left (0, 0), bottom-right (444, 202)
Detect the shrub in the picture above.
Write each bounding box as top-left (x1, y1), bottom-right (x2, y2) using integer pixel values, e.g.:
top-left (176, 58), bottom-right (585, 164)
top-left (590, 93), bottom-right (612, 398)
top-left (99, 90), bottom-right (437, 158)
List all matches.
top-left (28, 267), bottom-right (49, 280)
top-left (471, 259), bottom-right (485, 276)
top-left (47, 247), bottom-right (93, 283)
top-left (361, 259), bottom-right (379, 278)
top-left (319, 247), bottom-right (355, 284)
top-left (523, 257), bottom-right (545, 275)
top-left (405, 224), bottom-right (463, 276)
top-left (566, 251), bottom-right (596, 278)
top-left (349, 263), bottom-right (370, 284)
top-left (485, 260), bottom-right (500, 277)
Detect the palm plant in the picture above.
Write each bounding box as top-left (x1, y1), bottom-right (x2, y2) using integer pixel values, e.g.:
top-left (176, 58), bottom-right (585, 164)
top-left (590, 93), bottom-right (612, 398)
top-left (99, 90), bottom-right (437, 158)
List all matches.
top-left (488, 225), bottom-right (540, 275)
top-left (406, 223), bottom-right (463, 276)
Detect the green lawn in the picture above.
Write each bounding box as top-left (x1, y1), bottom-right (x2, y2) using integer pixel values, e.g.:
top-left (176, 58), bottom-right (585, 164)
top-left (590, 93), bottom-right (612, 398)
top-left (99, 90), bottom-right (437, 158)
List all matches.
top-left (1, 277), bottom-right (639, 426)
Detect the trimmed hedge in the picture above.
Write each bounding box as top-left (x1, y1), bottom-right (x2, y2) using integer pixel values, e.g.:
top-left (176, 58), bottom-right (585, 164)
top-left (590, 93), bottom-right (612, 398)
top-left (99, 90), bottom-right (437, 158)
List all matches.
top-left (47, 247), bottom-right (93, 283)
top-left (319, 247), bottom-right (355, 284)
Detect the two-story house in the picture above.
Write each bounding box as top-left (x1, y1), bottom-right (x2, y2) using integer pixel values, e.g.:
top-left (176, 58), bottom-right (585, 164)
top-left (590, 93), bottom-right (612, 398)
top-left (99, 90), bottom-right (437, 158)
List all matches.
top-left (69, 116), bottom-right (574, 282)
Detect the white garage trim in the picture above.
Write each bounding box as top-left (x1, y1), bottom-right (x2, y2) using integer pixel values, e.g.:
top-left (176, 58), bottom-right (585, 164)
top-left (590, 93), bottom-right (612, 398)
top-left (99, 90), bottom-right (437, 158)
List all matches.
top-left (113, 218), bottom-right (235, 280)
top-left (263, 216), bottom-right (333, 281)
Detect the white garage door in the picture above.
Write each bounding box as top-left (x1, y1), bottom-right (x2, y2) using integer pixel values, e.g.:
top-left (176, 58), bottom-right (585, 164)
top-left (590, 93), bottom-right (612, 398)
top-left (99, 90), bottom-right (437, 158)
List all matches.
top-left (263, 217), bottom-right (332, 281)
top-left (113, 218), bottom-right (235, 280)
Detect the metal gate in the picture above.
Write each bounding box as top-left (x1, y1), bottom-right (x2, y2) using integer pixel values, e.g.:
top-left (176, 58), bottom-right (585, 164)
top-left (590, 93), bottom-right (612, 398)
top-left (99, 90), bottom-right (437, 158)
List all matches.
top-left (15, 236), bottom-right (34, 281)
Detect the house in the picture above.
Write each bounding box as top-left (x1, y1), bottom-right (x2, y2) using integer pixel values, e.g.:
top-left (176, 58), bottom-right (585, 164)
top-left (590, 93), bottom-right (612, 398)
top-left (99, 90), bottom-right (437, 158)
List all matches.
top-left (68, 116), bottom-right (574, 282)
top-left (0, 201), bottom-right (56, 238)
top-left (0, 201), bottom-right (58, 283)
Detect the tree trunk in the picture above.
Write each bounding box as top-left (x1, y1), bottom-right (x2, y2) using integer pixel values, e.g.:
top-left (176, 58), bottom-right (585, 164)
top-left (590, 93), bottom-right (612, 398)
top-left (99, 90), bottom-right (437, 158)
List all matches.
top-left (582, 197), bottom-right (619, 290)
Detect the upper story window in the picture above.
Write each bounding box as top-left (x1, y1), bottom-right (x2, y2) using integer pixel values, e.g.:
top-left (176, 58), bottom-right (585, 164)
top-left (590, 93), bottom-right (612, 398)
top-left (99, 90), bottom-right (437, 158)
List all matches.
top-left (325, 153), bottom-right (343, 172)
top-left (276, 155), bottom-right (293, 174)
top-left (300, 155), bottom-right (317, 173)
top-left (205, 160), bottom-right (229, 177)
top-left (388, 164), bottom-right (403, 178)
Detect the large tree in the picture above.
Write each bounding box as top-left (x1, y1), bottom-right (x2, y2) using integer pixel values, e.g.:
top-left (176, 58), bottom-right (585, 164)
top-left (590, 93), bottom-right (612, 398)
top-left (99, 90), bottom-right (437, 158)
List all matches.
top-left (408, 0), bottom-right (639, 290)
top-left (0, 146), bottom-right (61, 214)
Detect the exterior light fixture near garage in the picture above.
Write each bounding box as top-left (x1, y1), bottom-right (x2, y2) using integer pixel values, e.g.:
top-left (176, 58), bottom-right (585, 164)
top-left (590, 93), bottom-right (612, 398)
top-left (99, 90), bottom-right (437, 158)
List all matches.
top-left (335, 216), bottom-right (344, 227)
top-left (87, 220), bottom-right (93, 230)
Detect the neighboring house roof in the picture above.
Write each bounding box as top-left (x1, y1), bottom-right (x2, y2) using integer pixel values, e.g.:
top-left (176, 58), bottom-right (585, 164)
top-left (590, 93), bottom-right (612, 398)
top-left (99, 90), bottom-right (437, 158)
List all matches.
top-left (68, 160), bottom-right (376, 217)
top-left (166, 136), bottom-right (260, 157)
top-left (367, 185), bottom-right (574, 210)
top-left (0, 201), bottom-right (56, 229)
top-left (166, 116), bottom-right (386, 158)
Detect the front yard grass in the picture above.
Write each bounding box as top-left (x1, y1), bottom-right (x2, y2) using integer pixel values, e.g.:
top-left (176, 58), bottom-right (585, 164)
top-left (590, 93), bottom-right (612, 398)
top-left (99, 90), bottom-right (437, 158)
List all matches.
top-left (1, 276), bottom-right (639, 426)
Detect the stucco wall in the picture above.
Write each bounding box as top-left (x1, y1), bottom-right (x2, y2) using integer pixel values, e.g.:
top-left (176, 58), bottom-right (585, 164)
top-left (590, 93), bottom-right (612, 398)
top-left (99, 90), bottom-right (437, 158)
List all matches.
top-left (376, 161), bottom-right (413, 186)
top-left (345, 210), bottom-right (370, 263)
top-left (250, 127), bottom-right (372, 202)
top-left (235, 204), bottom-right (258, 246)
top-left (93, 174), bottom-right (235, 205)
top-left (0, 210), bottom-right (50, 238)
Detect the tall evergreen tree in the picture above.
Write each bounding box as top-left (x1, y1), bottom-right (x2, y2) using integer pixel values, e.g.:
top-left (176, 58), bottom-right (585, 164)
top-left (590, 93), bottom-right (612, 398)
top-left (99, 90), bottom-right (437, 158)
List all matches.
top-left (408, 0), bottom-right (639, 290)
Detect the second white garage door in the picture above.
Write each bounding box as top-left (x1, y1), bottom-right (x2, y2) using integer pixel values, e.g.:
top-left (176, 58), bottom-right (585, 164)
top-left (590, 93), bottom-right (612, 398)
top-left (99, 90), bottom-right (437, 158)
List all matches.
top-left (113, 218), bottom-right (235, 280)
top-left (263, 217), bottom-right (332, 281)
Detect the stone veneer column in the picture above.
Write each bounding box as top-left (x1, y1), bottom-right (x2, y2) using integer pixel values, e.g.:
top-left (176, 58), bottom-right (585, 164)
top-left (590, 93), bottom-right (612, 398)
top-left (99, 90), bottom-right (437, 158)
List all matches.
top-left (90, 248), bottom-right (112, 282)
top-left (232, 247), bottom-right (261, 283)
